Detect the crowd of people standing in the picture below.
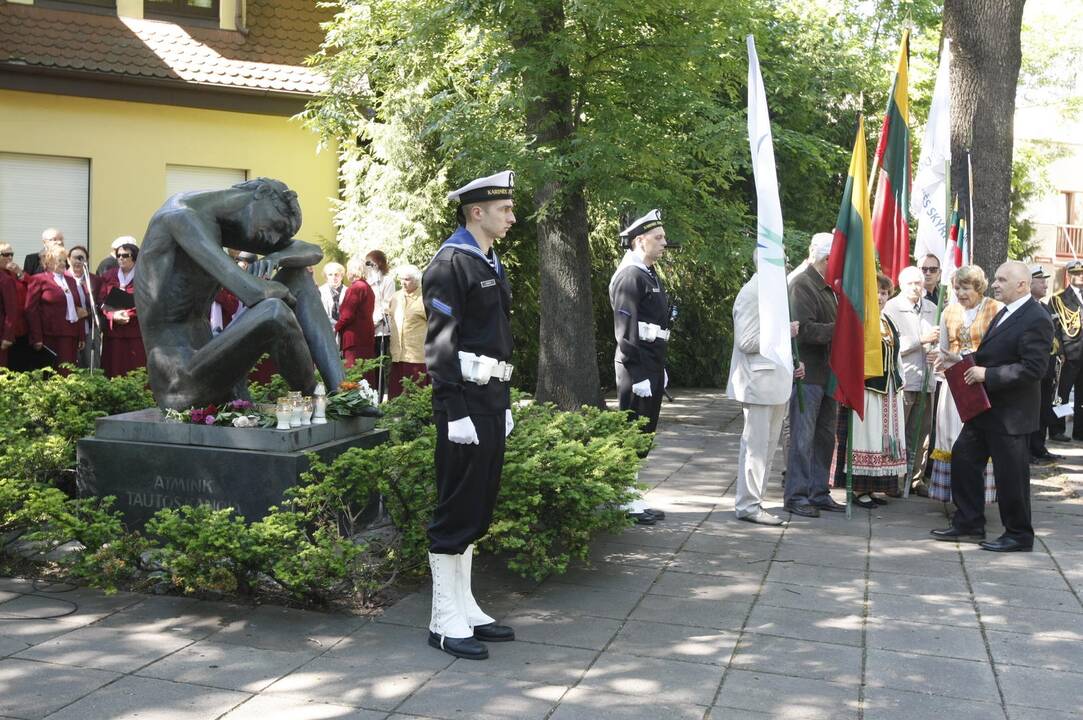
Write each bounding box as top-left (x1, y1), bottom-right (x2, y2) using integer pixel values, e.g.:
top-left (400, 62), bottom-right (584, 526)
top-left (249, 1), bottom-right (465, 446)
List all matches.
top-left (729, 232), bottom-right (1056, 554)
top-left (0, 228), bottom-right (430, 400)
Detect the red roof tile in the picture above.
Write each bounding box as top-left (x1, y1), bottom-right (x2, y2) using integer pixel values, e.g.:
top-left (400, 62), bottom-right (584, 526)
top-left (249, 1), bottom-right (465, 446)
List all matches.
top-left (0, 0), bottom-right (334, 96)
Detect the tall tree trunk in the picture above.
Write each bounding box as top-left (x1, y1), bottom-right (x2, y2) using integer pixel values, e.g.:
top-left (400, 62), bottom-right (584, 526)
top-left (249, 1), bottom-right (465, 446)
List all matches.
top-left (943, 0), bottom-right (1026, 279)
top-left (512, 1), bottom-right (603, 409)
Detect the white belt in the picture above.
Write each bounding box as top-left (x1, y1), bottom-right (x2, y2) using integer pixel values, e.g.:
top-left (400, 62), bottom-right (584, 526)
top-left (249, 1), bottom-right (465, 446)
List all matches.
top-left (459, 351), bottom-right (514, 385)
top-left (638, 322), bottom-right (670, 342)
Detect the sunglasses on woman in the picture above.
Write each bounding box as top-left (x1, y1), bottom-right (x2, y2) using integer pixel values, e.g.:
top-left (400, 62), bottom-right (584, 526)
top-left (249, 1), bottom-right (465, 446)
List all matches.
top-left (117, 253), bottom-right (133, 259)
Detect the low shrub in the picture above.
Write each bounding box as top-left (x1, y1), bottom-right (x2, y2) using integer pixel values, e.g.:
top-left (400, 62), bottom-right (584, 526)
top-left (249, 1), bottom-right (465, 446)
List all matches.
top-left (1, 369), bottom-right (648, 602)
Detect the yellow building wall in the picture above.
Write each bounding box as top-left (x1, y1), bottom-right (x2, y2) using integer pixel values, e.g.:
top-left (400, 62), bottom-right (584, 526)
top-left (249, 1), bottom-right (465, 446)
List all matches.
top-left (0, 88), bottom-right (339, 267)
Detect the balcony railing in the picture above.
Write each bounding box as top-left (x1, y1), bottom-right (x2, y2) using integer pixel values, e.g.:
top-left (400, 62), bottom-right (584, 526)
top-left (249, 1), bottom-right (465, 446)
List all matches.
top-left (1055, 225), bottom-right (1083, 258)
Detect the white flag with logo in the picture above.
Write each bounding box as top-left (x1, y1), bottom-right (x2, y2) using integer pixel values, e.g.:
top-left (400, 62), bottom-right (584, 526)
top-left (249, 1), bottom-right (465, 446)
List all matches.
top-left (746, 35), bottom-right (792, 370)
top-left (912, 40), bottom-right (952, 265)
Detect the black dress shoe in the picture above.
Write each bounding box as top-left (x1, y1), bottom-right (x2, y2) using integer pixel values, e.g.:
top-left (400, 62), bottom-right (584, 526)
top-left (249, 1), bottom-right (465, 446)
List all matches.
top-left (1034, 450), bottom-right (1061, 461)
top-left (980, 537), bottom-right (1033, 553)
top-left (784, 503), bottom-right (820, 518)
top-left (871, 495), bottom-right (889, 506)
top-left (473, 622), bottom-right (515, 642)
top-left (644, 508), bottom-right (666, 520)
top-left (930, 526), bottom-right (985, 542)
top-left (812, 498), bottom-right (846, 512)
top-left (629, 512), bottom-right (656, 526)
top-left (428, 631), bottom-right (489, 660)
top-left (854, 495), bottom-right (877, 509)
top-left (1050, 433), bottom-right (1071, 442)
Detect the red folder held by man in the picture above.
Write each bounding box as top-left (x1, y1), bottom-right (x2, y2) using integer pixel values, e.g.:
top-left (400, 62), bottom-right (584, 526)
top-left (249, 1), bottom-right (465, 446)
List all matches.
top-left (945, 354), bottom-right (992, 422)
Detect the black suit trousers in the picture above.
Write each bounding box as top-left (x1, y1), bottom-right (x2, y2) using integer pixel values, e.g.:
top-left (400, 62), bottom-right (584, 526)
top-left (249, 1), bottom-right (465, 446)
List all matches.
top-left (951, 424), bottom-right (1033, 544)
top-left (428, 412), bottom-right (506, 555)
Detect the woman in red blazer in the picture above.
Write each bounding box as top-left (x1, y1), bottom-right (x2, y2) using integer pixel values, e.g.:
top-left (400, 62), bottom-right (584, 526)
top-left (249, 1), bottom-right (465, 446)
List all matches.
top-left (335, 259), bottom-right (376, 379)
top-left (99, 241), bottom-right (146, 378)
top-left (0, 243), bottom-right (29, 369)
top-left (0, 247), bottom-right (19, 368)
top-left (25, 246), bottom-right (85, 374)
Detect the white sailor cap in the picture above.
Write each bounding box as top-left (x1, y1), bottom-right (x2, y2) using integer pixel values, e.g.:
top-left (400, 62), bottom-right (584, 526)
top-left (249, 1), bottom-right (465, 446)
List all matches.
top-left (447, 170), bottom-right (515, 205)
top-left (620, 209), bottom-right (664, 244)
top-left (1030, 264), bottom-right (1051, 279)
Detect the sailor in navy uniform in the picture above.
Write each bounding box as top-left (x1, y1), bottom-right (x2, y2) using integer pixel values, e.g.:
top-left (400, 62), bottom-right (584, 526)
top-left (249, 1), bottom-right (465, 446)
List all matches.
top-left (609, 209), bottom-right (671, 524)
top-left (422, 170), bottom-right (517, 661)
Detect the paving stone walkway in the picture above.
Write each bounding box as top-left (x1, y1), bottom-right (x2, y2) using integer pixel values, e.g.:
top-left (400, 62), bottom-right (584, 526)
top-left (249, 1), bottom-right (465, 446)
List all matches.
top-left (2, 390), bottom-right (1083, 719)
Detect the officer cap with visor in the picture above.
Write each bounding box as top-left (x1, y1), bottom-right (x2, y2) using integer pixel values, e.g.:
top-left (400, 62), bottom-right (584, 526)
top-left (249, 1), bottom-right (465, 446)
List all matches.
top-left (1066, 259), bottom-right (1083, 275)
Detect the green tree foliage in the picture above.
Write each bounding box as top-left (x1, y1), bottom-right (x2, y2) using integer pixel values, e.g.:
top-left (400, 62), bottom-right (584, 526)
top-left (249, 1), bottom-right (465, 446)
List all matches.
top-left (304, 0), bottom-right (942, 389)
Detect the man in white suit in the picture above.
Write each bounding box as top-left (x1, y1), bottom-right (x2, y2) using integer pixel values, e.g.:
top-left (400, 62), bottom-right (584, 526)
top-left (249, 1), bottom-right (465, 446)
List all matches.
top-left (727, 270), bottom-right (804, 525)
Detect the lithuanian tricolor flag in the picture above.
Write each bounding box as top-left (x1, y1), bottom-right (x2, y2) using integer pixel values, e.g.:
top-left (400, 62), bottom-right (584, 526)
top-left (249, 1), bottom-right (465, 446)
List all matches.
top-left (827, 117), bottom-right (882, 420)
top-left (871, 30), bottom-right (912, 284)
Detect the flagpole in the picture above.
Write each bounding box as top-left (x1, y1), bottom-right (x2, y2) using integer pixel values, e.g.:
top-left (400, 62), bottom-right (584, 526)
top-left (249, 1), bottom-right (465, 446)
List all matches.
top-left (967, 150), bottom-right (976, 265)
top-left (846, 408), bottom-right (854, 519)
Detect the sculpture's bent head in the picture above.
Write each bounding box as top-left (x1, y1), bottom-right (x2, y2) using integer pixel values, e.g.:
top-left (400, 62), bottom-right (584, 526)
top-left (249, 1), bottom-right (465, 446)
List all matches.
top-left (233, 178), bottom-right (302, 251)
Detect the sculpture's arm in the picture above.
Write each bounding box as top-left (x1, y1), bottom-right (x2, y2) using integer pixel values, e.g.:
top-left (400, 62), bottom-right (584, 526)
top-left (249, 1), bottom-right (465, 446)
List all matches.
top-left (250, 239), bottom-right (323, 278)
top-left (166, 212), bottom-right (294, 308)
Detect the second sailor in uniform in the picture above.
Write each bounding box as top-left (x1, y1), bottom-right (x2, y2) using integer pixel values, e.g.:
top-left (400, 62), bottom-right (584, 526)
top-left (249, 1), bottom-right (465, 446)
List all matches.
top-left (609, 209), bottom-right (671, 524)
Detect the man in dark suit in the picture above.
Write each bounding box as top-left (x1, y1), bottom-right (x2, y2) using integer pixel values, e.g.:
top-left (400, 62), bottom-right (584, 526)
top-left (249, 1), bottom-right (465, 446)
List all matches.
top-left (932, 261), bottom-right (1054, 552)
top-left (22, 227), bottom-right (64, 277)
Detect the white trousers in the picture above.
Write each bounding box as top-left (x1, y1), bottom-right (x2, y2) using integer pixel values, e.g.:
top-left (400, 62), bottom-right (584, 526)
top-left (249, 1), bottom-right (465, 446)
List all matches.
top-left (736, 402), bottom-right (788, 517)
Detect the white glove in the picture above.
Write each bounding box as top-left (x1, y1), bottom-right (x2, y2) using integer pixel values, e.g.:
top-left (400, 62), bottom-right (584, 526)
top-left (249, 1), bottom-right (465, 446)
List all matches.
top-left (632, 379), bottom-right (652, 398)
top-left (447, 416), bottom-right (479, 445)
top-left (505, 408), bottom-right (514, 437)
top-left (664, 369), bottom-right (669, 389)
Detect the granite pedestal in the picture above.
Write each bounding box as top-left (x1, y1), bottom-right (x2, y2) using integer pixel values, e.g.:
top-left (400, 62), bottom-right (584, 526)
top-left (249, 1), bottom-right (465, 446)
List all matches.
top-left (77, 409), bottom-right (388, 528)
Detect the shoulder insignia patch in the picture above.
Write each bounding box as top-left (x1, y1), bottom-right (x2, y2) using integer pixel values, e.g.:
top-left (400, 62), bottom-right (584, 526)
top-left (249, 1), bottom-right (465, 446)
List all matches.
top-left (431, 298), bottom-right (453, 317)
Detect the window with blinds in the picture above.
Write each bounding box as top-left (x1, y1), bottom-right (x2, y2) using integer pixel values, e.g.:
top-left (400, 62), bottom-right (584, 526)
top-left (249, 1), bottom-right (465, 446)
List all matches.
top-left (0, 152), bottom-right (90, 265)
top-left (165, 164), bottom-right (247, 200)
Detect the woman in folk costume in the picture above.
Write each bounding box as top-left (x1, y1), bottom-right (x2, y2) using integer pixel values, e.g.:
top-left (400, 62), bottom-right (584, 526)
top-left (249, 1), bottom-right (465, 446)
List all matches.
top-left (833, 274), bottom-right (907, 508)
top-left (99, 240), bottom-right (147, 378)
top-left (25, 246), bottom-right (85, 374)
top-left (929, 265), bottom-right (1002, 503)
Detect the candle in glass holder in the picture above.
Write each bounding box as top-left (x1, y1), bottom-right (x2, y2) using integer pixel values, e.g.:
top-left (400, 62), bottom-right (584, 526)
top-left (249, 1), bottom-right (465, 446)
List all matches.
top-left (301, 397), bottom-right (314, 426)
top-left (313, 383), bottom-right (328, 424)
top-left (275, 398), bottom-right (293, 430)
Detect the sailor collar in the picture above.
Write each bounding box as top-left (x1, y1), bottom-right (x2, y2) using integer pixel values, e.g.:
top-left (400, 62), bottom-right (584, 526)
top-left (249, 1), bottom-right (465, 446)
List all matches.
top-left (438, 226), bottom-right (504, 277)
top-left (608, 250), bottom-right (658, 294)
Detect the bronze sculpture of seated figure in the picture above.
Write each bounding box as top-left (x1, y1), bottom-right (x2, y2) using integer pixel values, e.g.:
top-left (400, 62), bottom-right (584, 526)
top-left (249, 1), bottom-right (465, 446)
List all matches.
top-left (135, 178), bottom-right (346, 410)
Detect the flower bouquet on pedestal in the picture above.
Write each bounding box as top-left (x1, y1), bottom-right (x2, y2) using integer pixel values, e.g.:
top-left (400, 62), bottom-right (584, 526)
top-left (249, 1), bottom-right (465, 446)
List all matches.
top-left (164, 399), bottom-right (274, 428)
top-left (326, 380), bottom-right (382, 419)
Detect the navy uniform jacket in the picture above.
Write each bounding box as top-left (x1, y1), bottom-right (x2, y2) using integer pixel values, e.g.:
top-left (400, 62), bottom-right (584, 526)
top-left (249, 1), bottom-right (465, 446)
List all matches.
top-left (608, 253), bottom-right (670, 384)
top-left (1053, 286), bottom-right (1083, 362)
top-left (422, 226), bottom-right (513, 421)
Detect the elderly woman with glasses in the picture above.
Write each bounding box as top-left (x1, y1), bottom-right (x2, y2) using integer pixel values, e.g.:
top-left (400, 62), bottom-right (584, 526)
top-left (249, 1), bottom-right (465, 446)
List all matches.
top-left (0, 243), bottom-right (25, 368)
top-left (25, 245), bottom-right (85, 374)
top-left (99, 240), bottom-right (147, 378)
top-left (65, 244), bottom-right (102, 369)
top-left (929, 265), bottom-right (1002, 505)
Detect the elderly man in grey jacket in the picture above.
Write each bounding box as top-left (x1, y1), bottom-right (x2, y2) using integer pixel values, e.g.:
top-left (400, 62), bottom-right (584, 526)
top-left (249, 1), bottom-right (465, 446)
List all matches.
top-left (784, 232), bottom-right (841, 517)
top-left (883, 265), bottom-right (939, 495)
top-left (728, 269), bottom-right (805, 524)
